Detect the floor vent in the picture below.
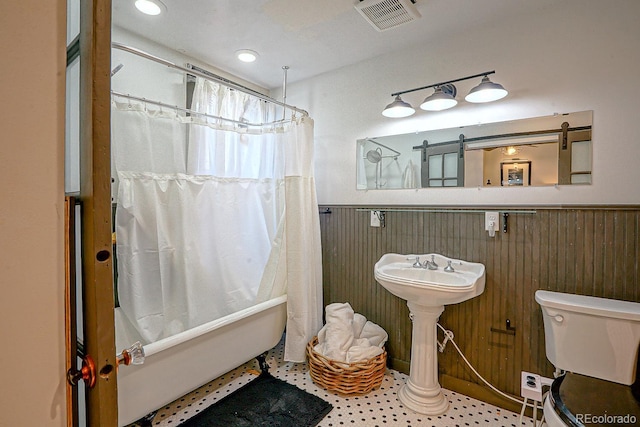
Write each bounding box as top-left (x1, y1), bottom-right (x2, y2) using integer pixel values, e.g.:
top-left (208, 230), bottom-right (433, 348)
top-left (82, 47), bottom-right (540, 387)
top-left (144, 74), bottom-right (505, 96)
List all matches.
top-left (355, 0), bottom-right (421, 32)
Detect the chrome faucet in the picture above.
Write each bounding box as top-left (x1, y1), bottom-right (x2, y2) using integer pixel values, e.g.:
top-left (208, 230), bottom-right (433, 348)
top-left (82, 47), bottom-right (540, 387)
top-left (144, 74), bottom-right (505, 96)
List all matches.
top-left (444, 260), bottom-right (455, 272)
top-left (408, 256), bottom-right (422, 268)
top-left (408, 255), bottom-right (440, 270)
top-left (425, 255), bottom-right (438, 270)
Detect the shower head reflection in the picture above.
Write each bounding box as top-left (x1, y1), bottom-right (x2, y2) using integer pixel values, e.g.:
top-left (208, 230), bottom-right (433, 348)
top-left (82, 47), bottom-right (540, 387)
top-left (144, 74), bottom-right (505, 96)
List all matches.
top-left (366, 148), bottom-right (383, 163)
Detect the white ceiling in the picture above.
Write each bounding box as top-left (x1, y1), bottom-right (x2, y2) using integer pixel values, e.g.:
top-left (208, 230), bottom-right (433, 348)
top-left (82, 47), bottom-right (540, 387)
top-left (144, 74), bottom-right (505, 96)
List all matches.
top-left (112, 0), bottom-right (557, 90)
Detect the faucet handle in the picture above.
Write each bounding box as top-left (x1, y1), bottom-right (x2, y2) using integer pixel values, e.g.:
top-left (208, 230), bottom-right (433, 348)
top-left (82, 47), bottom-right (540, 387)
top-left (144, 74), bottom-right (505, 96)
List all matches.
top-left (117, 341), bottom-right (145, 367)
top-left (407, 256), bottom-right (421, 268)
top-left (444, 260), bottom-right (455, 272)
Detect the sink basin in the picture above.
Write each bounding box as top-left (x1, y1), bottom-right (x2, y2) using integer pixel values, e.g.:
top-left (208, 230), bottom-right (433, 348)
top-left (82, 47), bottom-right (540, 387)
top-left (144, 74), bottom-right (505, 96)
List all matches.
top-left (374, 253), bottom-right (486, 415)
top-left (374, 253), bottom-right (485, 307)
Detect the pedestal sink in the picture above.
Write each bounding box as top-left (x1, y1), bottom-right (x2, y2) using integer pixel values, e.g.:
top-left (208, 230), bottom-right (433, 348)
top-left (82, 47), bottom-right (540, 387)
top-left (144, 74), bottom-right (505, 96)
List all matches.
top-left (374, 253), bottom-right (485, 415)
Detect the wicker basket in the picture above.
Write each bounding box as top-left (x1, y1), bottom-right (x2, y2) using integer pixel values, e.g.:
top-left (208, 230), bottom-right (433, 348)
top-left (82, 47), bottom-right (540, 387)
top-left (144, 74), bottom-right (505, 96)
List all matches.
top-left (306, 336), bottom-right (386, 395)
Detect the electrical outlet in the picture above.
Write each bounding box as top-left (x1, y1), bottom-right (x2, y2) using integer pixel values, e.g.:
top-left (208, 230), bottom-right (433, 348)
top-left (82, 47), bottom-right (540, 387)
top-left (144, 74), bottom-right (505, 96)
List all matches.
top-left (371, 210), bottom-right (381, 227)
top-left (520, 371), bottom-right (543, 401)
top-left (485, 211), bottom-right (499, 232)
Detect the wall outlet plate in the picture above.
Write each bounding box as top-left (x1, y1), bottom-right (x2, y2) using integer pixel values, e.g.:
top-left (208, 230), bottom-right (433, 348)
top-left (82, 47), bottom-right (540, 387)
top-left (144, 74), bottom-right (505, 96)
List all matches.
top-left (371, 210), bottom-right (381, 227)
top-left (520, 371), bottom-right (543, 401)
top-left (485, 211), bottom-right (499, 231)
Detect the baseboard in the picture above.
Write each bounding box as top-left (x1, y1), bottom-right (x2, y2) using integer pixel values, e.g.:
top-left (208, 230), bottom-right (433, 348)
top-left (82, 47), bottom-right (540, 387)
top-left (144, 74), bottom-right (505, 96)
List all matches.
top-left (388, 357), bottom-right (410, 375)
top-left (386, 365), bottom-right (537, 418)
top-left (439, 374), bottom-right (526, 415)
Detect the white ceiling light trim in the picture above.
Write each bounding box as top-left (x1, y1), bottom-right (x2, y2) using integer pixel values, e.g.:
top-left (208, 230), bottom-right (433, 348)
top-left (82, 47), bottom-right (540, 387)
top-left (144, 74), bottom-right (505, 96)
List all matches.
top-left (236, 49), bottom-right (259, 63)
top-left (134, 0), bottom-right (166, 16)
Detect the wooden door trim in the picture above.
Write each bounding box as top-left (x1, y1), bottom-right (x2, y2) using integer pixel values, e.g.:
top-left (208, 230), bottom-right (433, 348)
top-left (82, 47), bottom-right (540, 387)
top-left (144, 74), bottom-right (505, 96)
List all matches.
top-left (65, 197), bottom-right (78, 427)
top-left (79, 0), bottom-right (117, 425)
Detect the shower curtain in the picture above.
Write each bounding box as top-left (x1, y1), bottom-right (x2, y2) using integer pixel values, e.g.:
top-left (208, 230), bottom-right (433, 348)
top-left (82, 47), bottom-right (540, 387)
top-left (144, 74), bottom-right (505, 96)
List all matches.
top-left (112, 78), bottom-right (322, 362)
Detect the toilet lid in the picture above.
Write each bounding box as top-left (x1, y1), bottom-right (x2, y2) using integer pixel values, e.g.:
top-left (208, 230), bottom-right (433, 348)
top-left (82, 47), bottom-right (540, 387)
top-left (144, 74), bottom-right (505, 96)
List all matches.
top-left (550, 372), bottom-right (640, 427)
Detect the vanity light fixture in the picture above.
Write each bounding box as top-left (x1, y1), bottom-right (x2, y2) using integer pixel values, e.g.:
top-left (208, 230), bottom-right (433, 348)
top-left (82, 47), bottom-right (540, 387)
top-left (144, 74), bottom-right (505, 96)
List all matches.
top-left (382, 95), bottom-right (416, 118)
top-left (382, 71), bottom-right (507, 118)
top-left (236, 49), bottom-right (259, 63)
top-left (420, 84), bottom-right (458, 111)
top-left (134, 0), bottom-right (166, 15)
top-left (465, 75), bottom-right (508, 103)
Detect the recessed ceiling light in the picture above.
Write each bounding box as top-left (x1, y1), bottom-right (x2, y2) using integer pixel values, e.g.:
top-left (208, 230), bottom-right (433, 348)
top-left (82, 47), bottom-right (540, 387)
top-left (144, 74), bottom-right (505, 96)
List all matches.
top-left (135, 0), bottom-right (166, 16)
top-left (236, 49), bottom-right (259, 63)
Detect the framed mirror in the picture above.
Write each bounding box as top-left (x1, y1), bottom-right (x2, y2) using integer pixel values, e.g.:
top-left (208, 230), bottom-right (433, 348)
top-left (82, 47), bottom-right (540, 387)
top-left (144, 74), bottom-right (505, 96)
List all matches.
top-left (356, 110), bottom-right (592, 190)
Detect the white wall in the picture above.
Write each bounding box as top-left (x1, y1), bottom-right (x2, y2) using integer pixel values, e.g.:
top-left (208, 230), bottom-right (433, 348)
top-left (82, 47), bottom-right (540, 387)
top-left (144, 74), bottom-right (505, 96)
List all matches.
top-left (111, 26), bottom-right (269, 106)
top-left (482, 144), bottom-right (558, 187)
top-left (0, 1), bottom-right (66, 425)
top-left (279, 1), bottom-right (640, 206)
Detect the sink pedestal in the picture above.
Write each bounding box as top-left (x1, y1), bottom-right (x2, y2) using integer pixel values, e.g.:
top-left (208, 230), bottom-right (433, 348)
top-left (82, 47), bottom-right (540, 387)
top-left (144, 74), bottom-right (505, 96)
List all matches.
top-left (374, 253), bottom-right (486, 415)
top-left (398, 302), bottom-right (449, 415)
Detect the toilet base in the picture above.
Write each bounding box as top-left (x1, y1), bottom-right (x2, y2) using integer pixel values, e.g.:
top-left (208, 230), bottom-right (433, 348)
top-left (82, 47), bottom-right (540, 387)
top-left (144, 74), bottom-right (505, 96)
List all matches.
top-left (543, 396), bottom-right (565, 427)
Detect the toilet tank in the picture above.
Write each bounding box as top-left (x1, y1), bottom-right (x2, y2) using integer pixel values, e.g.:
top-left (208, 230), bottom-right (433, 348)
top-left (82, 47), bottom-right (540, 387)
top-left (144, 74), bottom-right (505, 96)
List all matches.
top-left (535, 290), bottom-right (640, 385)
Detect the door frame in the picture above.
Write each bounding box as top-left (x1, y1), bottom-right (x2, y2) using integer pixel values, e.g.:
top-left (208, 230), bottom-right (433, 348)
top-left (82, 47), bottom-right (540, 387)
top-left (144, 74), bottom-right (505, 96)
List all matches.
top-left (69, 0), bottom-right (118, 425)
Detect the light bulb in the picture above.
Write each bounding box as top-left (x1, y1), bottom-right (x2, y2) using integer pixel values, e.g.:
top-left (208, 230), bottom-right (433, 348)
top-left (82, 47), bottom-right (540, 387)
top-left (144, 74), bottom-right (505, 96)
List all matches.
top-left (135, 0), bottom-right (163, 15)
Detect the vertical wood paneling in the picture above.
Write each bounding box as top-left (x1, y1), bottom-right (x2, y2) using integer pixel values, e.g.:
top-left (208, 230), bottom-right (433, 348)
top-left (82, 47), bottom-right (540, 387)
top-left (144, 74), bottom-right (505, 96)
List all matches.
top-left (603, 211), bottom-right (616, 297)
top-left (622, 212), bottom-right (634, 301)
top-left (319, 206), bottom-right (640, 406)
top-left (627, 213), bottom-right (639, 301)
top-left (593, 210), bottom-right (605, 297)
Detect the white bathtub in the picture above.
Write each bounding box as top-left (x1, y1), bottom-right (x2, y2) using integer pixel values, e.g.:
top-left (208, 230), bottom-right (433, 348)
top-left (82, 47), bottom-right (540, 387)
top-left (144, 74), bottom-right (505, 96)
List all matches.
top-left (115, 294), bottom-right (288, 426)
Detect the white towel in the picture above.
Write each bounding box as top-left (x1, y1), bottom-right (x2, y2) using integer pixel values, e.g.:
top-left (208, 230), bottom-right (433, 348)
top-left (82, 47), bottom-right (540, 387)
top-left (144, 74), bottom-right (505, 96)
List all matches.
top-left (360, 321), bottom-right (388, 348)
top-left (346, 338), bottom-right (384, 363)
top-left (315, 303), bottom-right (355, 362)
top-left (314, 303), bottom-right (388, 363)
top-left (402, 160), bottom-right (416, 189)
top-left (352, 313), bottom-right (367, 338)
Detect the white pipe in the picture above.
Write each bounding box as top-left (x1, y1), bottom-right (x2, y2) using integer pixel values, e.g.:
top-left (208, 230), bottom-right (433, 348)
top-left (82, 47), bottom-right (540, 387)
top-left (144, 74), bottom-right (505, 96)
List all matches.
top-left (436, 323), bottom-right (544, 412)
top-left (282, 66), bottom-right (289, 121)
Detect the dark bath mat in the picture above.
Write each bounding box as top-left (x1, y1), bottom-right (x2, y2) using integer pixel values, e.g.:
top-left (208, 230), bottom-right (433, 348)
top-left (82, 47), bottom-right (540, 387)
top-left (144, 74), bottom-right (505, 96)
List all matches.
top-left (178, 372), bottom-right (333, 427)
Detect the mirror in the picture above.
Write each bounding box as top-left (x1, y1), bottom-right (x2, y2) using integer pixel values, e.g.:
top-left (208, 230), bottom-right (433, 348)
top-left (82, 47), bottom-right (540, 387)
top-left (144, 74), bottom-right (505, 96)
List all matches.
top-left (356, 110), bottom-right (592, 190)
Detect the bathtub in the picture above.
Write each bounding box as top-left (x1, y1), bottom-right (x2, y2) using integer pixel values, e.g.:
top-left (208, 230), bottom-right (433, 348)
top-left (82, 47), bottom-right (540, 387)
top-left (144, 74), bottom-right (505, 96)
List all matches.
top-left (115, 294), bottom-right (288, 426)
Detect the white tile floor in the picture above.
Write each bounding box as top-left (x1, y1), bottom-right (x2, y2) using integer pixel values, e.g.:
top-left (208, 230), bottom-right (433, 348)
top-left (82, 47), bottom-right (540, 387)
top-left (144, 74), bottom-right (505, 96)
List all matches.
top-left (132, 338), bottom-right (528, 427)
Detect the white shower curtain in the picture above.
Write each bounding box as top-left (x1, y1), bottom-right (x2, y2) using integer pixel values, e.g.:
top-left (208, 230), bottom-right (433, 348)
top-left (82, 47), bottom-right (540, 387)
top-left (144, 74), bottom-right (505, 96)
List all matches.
top-left (112, 78), bottom-right (322, 361)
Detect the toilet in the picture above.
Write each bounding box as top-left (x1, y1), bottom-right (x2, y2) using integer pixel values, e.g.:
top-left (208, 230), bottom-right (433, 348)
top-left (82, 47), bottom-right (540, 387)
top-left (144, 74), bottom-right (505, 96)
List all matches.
top-left (535, 290), bottom-right (640, 426)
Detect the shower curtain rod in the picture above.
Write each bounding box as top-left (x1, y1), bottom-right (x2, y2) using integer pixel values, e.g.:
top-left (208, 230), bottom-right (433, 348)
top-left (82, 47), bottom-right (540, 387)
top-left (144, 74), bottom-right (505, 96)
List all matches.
top-left (111, 90), bottom-right (293, 127)
top-left (112, 42), bottom-right (309, 117)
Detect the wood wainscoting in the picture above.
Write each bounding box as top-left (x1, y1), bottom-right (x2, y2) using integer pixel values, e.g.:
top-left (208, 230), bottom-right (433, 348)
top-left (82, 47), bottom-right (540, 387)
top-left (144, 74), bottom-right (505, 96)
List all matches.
top-left (318, 206), bottom-right (640, 412)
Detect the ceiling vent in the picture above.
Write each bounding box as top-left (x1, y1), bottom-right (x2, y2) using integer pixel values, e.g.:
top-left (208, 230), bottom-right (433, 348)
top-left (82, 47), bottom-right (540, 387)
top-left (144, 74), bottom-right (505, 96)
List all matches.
top-left (355, 0), bottom-right (421, 32)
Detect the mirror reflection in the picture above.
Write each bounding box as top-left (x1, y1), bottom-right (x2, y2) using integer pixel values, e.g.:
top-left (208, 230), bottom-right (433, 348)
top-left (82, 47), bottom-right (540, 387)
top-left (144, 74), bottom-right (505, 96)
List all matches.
top-left (356, 110), bottom-right (592, 190)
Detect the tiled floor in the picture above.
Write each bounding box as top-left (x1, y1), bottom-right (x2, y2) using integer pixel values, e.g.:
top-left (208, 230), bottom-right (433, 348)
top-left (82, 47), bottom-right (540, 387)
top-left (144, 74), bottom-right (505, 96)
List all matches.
top-left (132, 338), bottom-right (528, 427)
